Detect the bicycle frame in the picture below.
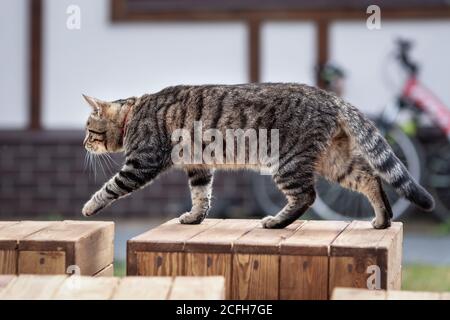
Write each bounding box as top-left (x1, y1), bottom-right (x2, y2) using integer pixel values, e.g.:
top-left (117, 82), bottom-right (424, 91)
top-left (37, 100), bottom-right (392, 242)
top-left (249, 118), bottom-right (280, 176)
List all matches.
top-left (402, 77), bottom-right (450, 141)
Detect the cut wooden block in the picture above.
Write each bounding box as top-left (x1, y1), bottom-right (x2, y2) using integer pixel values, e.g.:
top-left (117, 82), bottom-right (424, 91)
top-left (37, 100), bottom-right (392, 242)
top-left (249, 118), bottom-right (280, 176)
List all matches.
top-left (112, 277), bottom-right (173, 300)
top-left (184, 219), bottom-right (260, 299)
top-left (127, 218), bottom-right (222, 276)
top-left (0, 275), bottom-right (67, 299)
top-left (0, 220), bottom-right (114, 276)
top-left (279, 220), bottom-right (349, 300)
top-left (169, 276), bottom-right (225, 300)
top-left (0, 275), bottom-right (16, 293)
top-left (0, 221), bottom-right (56, 274)
top-left (0, 275), bottom-right (226, 300)
top-left (332, 287), bottom-right (448, 300)
top-left (128, 219), bottom-right (403, 300)
top-left (54, 276), bottom-right (120, 300)
top-left (232, 220), bottom-right (304, 300)
top-left (332, 287), bottom-right (387, 300)
top-left (93, 264), bottom-right (114, 277)
top-left (440, 292), bottom-right (450, 300)
top-left (330, 221), bottom-right (403, 294)
top-left (386, 290), bottom-right (441, 300)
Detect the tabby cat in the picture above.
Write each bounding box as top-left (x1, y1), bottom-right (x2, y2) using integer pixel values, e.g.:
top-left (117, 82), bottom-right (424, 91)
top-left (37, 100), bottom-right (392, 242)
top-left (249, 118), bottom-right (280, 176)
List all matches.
top-left (82, 83), bottom-right (434, 229)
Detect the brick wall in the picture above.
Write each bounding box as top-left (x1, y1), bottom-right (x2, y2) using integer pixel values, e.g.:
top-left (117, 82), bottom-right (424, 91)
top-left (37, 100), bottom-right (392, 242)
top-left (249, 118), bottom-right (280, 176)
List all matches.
top-left (0, 130), bottom-right (281, 219)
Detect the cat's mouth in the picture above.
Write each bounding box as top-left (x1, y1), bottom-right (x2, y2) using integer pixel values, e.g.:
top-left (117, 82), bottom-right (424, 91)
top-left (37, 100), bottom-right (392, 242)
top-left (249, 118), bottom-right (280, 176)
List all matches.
top-left (84, 137), bottom-right (108, 154)
top-left (84, 130), bottom-right (109, 154)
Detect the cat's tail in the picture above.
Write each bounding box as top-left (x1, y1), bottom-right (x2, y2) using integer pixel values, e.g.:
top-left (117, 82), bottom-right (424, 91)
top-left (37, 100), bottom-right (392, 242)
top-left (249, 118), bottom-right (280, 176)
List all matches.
top-left (336, 98), bottom-right (434, 211)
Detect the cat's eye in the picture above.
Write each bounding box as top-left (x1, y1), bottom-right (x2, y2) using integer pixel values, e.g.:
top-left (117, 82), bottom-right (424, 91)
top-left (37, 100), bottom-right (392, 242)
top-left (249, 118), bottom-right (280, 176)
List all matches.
top-left (88, 129), bottom-right (106, 135)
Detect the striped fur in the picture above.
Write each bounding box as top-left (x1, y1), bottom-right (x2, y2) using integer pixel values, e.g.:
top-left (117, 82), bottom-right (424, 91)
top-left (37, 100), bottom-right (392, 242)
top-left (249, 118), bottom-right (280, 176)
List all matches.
top-left (81, 83), bottom-right (434, 229)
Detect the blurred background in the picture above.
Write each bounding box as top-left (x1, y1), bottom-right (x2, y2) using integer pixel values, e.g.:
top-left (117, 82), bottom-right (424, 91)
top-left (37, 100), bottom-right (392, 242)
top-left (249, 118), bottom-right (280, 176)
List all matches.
top-left (1, 0), bottom-right (450, 290)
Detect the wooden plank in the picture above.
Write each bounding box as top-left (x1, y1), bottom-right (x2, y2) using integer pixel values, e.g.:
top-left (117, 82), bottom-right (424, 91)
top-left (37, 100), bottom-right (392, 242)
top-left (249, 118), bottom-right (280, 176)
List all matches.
top-left (279, 221), bottom-right (349, 300)
top-left (185, 219), bottom-right (259, 253)
top-left (386, 290), bottom-right (441, 300)
top-left (136, 252), bottom-right (184, 276)
top-left (19, 221), bottom-right (114, 275)
top-left (0, 221), bottom-right (55, 275)
top-left (231, 220), bottom-right (303, 300)
top-left (169, 276), bottom-right (225, 300)
top-left (280, 255), bottom-right (328, 300)
top-left (233, 220), bottom-right (304, 254)
top-left (0, 222), bottom-right (18, 231)
top-left (18, 251), bottom-right (66, 275)
top-left (129, 218), bottom-right (222, 252)
top-left (185, 253), bottom-right (232, 299)
top-left (331, 287), bottom-right (387, 300)
top-left (184, 219), bottom-right (259, 299)
top-left (280, 220), bottom-right (349, 256)
top-left (331, 221), bottom-right (399, 255)
top-left (93, 264), bottom-right (114, 277)
top-left (112, 277), bottom-right (173, 300)
top-left (440, 292), bottom-right (450, 300)
top-left (0, 275), bottom-right (67, 299)
top-left (0, 275), bottom-right (16, 292)
top-left (73, 221), bottom-right (114, 275)
top-left (0, 221), bottom-right (55, 250)
top-left (382, 223), bottom-right (403, 289)
top-left (232, 254), bottom-right (279, 300)
top-left (330, 221), bottom-right (403, 292)
top-left (0, 250), bottom-right (16, 275)
top-left (127, 218), bottom-right (221, 275)
top-left (54, 276), bottom-right (119, 300)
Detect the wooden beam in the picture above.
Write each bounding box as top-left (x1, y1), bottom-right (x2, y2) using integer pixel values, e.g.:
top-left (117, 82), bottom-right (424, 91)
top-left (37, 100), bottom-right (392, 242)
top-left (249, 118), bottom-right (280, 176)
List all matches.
top-left (316, 20), bottom-right (329, 88)
top-left (29, 0), bottom-right (42, 130)
top-left (111, 0), bottom-right (450, 22)
top-left (248, 19), bottom-right (261, 83)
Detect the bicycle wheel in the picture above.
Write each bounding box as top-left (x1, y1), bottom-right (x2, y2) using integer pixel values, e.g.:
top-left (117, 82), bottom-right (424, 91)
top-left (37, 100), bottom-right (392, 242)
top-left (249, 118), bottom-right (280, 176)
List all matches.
top-left (312, 126), bottom-right (424, 220)
top-left (425, 140), bottom-right (450, 221)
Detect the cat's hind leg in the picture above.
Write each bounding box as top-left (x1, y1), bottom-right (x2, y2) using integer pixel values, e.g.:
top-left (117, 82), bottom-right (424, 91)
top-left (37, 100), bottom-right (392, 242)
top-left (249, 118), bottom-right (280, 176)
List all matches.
top-left (261, 167), bottom-right (316, 229)
top-left (322, 155), bottom-right (392, 229)
top-left (179, 168), bottom-right (214, 224)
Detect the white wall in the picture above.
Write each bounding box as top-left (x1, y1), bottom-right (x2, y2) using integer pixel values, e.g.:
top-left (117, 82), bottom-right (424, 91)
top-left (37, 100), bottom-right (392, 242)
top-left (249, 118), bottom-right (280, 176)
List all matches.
top-left (261, 21), bottom-right (316, 85)
top-left (0, 0), bottom-right (28, 128)
top-left (43, 0), bottom-right (248, 128)
top-left (2, 1), bottom-right (450, 129)
top-left (330, 20), bottom-right (450, 115)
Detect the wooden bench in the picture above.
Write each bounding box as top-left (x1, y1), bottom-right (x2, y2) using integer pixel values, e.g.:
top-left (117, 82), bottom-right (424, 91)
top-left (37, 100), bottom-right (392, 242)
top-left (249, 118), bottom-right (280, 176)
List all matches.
top-left (0, 275), bottom-right (225, 300)
top-left (0, 221), bottom-right (114, 276)
top-left (332, 287), bottom-right (450, 300)
top-left (127, 219), bottom-right (403, 300)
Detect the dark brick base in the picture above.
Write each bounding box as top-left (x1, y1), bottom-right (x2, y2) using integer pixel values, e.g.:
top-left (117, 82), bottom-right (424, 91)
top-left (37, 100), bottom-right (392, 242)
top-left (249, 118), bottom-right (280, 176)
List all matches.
top-left (0, 130), bottom-right (282, 219)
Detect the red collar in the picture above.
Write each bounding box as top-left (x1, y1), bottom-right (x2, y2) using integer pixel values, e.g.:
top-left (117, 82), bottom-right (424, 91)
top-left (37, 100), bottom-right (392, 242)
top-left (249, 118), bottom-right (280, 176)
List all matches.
top-left (121, 106), bottom-right (133, 141)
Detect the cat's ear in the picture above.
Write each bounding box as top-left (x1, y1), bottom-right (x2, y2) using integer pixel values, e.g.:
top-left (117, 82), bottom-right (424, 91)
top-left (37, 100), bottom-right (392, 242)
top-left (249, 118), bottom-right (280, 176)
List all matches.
top-left (82, 94), bottom-right (108, 116)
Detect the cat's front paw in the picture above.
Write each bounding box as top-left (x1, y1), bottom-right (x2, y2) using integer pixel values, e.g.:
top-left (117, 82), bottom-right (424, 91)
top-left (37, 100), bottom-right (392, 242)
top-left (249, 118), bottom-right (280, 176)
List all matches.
top-left (179, 212), bottom-right (205, 225)
top-left (261, 215), bottom-right (283, 229)
top-left (82, 200), bottom-right (104, 217)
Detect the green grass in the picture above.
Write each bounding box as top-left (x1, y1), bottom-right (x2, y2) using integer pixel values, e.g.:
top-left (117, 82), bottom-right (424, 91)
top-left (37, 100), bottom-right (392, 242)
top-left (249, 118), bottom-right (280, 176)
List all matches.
top-left (403, 265), bottom-right (450, 292)
top-left (114, 260), bottom-right (126, 277)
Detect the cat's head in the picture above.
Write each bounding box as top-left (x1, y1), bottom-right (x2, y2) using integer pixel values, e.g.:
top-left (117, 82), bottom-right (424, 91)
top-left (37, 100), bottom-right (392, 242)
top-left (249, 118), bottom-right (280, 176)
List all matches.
top-left (82, 95), bottom-right (135, 154)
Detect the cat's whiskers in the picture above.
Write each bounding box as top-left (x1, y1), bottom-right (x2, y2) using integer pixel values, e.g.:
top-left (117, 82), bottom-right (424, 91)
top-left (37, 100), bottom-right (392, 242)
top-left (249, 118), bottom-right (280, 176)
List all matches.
top-left (104, 153), bottom-right (119, 166)
top-left (99, 154), bottom-right (112, 177)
